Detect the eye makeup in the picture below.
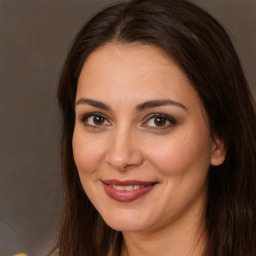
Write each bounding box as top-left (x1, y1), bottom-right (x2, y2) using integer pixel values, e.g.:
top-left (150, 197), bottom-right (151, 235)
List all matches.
top-left (142, 113), bottom-right (177, 130)
top-left (79, 112), bottom-right (111, 128)
top-left (78, 111), bottom-right (177, 131)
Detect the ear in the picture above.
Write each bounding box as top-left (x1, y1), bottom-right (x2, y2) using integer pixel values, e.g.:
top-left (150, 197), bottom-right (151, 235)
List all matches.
top-left (210, 136), bottom-right (226, 166)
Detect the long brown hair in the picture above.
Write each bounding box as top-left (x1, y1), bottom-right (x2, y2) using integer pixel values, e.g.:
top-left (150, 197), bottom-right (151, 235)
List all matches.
top-left (53, 0), bottom-right (256, 255)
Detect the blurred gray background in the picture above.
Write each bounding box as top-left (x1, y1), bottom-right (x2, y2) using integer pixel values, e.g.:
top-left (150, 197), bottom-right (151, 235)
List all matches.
top-left (0, 0), bottom-right (255, 255)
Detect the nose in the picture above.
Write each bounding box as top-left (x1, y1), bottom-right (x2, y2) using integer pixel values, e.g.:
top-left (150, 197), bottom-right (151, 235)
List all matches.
top-left (105, 128), bottom-right (144, 171)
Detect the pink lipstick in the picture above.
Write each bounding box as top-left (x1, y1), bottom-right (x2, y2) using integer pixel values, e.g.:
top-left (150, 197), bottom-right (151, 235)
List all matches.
top-left (102, 179), bottom-right (158, 202)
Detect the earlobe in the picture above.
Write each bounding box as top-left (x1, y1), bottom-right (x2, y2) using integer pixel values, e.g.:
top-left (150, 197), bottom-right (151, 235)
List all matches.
top-left (210, 137), bottom-right (226, 166)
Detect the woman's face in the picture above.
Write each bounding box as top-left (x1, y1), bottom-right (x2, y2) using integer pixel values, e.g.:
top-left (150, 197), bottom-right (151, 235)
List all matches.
top-left (73, 44), bottom-right (224, 233)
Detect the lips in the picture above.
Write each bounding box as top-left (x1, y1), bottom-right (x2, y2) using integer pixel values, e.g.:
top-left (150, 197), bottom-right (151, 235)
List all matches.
top-left (101, 179), bottom-right (158, 202)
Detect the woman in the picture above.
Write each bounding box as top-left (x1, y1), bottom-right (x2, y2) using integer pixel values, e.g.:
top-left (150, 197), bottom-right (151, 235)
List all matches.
top-left (52, 0), bottom-right (256, 255)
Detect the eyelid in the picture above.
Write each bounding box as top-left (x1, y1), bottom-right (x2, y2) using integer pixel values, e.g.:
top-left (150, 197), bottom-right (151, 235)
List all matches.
top-left (78, 112), bottom-right (176, 129)
top-left (142, 113), bottom-right (177, 128)
top-left (79, 112), bottom-right (111, 127)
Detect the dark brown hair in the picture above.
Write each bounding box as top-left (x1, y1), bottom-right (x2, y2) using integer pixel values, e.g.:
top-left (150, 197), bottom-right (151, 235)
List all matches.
top-left (53, 0), bottom-right (256, 255)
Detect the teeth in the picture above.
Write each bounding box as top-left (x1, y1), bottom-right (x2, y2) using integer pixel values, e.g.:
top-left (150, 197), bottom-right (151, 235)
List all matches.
top-left (125, 185), bottom-right (133, 191)
top-left (112, 185), bottom-right (124, 190)
top-left (111, 185), bottom-right (146, 191)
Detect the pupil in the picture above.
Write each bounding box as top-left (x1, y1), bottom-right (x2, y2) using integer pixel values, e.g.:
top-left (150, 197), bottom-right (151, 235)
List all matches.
top-left (154, 117), bottom-right (166, 126)
top-left (93, 116), bottom-right (104, 125)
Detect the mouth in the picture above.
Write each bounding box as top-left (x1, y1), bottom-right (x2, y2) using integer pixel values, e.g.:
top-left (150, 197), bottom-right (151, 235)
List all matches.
top-left (101, 179), bottom-right (158, 202)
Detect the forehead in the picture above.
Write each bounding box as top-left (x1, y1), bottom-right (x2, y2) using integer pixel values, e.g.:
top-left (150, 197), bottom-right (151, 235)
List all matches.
top-left (79, 44), bottom-right (187, 90)
top-left (76, 43), bottom-right (203, 114)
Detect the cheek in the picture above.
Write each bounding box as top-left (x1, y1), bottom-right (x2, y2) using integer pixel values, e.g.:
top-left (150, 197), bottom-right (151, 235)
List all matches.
top-left (72, 127), bottom-right (105, 177)
top-left (145, 126), bottom-right (212, 176)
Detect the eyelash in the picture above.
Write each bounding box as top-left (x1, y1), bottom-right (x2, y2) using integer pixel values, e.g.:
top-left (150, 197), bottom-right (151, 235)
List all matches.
top-left (142, 113), bottom-right (177, 129)
top-left (79, 112), bottom-right (177, 129)
top-left (79, 112), bottom-right (110, 128)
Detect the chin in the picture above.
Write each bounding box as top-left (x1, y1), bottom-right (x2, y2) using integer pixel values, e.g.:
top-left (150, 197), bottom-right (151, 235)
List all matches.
top-left (100, 209), bottom-right (154, 232)
top-left (106, 221), bottom-right (148, 233)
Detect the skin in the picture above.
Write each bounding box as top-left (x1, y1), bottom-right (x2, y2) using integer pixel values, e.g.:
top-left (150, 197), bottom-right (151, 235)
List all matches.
top-left (73, 44), bottom-right (225, 256)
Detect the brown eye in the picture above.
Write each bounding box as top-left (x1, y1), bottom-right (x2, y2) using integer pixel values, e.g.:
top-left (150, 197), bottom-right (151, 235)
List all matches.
top-left (154, 117), bottom-right (167, 127)
top-left (81, 113), bottom-right (111, 127)
top-left (93, 115), bottom-right (105, 125)
top-left (142, 114), bottom-right (176, 129)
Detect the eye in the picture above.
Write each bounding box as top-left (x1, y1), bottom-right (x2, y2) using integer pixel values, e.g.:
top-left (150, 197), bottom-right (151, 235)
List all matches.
top-left (142, 114), bottom-right (176, 129)
top-left (80, 113), bottom-right (111, 127)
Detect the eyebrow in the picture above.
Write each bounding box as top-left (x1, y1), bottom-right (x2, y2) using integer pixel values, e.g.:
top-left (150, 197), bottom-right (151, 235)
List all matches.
top-left (136, 99), bottom-right (187, 112)
top-left (75, 98), bottom-right (111, 111)
top-left (75, 98), bottom-right (187, 112)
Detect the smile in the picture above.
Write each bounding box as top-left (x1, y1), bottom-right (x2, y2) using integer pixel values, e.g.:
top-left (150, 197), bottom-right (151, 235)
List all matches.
top-left (111, 184), bottom-right (146, 191)
top-left (101, 180), bottom-right (158, 202)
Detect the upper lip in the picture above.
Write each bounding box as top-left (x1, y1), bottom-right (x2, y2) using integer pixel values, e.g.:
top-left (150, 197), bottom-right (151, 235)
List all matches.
top-left (101, 179), bottom-right (158, 186)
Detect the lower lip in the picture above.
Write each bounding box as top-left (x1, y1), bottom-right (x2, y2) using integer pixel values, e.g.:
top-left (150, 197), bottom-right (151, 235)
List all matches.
top-left (102, 183), bottom-right (156, 202)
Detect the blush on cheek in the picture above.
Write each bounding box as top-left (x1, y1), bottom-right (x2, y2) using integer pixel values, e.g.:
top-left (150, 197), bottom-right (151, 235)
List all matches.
top-left (72, 134), bottom-right (107, 177)
top-left (73, 149), bottom-right (97, 176)
top-left (148, 133), bottom-right (212, 177)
